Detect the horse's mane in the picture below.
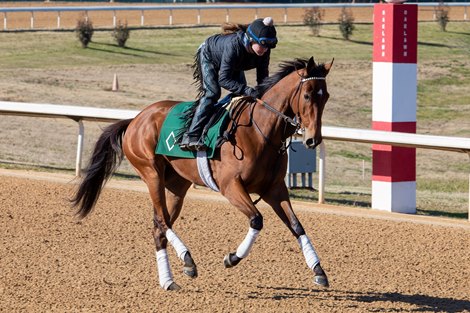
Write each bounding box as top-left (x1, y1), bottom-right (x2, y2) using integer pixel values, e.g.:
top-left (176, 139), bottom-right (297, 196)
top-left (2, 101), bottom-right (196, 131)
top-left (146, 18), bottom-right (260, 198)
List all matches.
top-left (257, 58), bottom-right (326, 97)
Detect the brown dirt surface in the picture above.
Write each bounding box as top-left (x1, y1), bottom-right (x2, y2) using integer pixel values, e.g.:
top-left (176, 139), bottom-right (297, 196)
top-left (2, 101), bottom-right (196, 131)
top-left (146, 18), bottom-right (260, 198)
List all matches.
top-left (1, 169), bottom-right (470, 312)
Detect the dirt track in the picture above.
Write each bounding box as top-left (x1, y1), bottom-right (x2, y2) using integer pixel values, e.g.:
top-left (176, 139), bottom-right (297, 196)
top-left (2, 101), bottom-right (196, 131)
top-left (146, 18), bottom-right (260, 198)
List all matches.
top-left (1, 169), bottom-right (469, 312)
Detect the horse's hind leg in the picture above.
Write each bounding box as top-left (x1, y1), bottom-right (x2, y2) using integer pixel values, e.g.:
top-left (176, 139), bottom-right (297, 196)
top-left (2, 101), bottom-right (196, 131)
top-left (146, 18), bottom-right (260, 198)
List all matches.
top-left (262, 181), bottom-right (329, 288)
top-left (220, 177), bottom-right (264, 268)
top-left (129, 159), bottom-right (192, 291)
top-left (164, 169), bottom-right (198, 278)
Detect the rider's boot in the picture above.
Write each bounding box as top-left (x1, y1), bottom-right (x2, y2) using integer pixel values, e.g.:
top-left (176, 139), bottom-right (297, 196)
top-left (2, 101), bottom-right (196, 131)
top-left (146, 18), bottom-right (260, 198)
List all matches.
top-left (179, 100), bottom-right (212, 151)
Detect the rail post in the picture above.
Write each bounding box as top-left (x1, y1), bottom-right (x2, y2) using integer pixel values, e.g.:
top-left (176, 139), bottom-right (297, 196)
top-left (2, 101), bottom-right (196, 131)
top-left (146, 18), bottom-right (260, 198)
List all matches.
top-left (75, 119), bottom-right (84, 177)
top-left (372, 2), bottom-right (418, 213)
top-left (318, 142), bottom-right (326, 204)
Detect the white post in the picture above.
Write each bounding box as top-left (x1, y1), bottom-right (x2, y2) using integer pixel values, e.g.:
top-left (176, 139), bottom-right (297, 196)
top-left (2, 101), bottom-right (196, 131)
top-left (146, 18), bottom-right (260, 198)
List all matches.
top-left (169, 9), bottom-right (173, 25)
top-left (30, 11), bottom-right (34, 29)
top-left (226, 9), bottom-right (229, 23)
top-left (318, 142), bottom-right (326, 204)
top-left (75, 120), bottom-right (84, 177)
top-left (197, 9), bottom-right (201, 25)
top-left (113, 10), bottom-right (116, 27)
top-left (141, 10), bottom-right (144, 26)
top-left (3, 12), bottom-right (7, 31)
top-left (57, 11), bottom-right (61, 29)
top-left (284, 8), bottom-right (288, 23)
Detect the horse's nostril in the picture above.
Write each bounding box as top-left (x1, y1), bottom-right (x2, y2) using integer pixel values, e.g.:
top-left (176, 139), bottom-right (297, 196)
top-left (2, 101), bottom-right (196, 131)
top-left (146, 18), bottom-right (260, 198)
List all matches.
top-left (305, 138), bottom-right (314, 146)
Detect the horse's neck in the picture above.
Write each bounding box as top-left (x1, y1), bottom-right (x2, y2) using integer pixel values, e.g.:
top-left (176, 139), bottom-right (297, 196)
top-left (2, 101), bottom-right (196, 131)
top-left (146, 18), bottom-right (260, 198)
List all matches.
top-left (253, 82), bottom-right (297, 144)
top-left (263, 73), bottom-right (298, 116)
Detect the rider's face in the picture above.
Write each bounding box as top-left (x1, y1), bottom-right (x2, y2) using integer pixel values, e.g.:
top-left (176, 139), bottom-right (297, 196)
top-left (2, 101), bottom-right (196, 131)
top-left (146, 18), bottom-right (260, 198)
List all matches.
top-left (251, 43), bottom-right (269, 56)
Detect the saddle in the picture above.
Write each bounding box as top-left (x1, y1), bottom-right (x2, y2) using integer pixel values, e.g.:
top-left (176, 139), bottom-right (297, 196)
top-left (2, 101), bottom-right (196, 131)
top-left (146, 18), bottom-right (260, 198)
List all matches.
top-left (155, 95), bottom-right (235, 159)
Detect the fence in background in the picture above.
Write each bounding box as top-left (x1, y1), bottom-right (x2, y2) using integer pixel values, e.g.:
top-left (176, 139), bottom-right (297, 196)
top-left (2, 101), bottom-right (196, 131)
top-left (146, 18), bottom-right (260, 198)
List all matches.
top-left (0, 3), bottom-right (469, 31)
top-left (1, 100), bottom-right (469, 218)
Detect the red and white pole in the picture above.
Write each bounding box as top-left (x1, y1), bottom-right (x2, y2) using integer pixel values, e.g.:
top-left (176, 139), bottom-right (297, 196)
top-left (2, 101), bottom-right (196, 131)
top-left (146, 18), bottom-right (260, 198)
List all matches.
top-left (372, 3), bottom-right (418, 213)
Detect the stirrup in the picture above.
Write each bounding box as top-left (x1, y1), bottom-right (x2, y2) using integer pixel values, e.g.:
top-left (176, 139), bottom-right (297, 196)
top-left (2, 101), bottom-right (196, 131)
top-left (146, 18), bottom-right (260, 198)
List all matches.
top-left (188, 140), bottom-right (207, 151)
top-left (179, 135), bottom-right (191, 151)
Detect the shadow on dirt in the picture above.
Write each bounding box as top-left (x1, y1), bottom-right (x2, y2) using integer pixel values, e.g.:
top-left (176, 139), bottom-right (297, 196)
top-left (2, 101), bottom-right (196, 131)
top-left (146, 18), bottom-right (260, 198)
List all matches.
top-left (317, 35), bottom-right (455, 49)
top-left (253, 286), bottom-right (470, 312)
top-left (88, 41), bottom-right (176, 56)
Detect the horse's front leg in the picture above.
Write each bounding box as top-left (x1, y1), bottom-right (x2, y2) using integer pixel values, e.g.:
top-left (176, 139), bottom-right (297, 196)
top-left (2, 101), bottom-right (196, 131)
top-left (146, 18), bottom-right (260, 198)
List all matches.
top-left (262, 181), bottom-right (329, 288)
top-left (220, 176), bottom-right (264, 268)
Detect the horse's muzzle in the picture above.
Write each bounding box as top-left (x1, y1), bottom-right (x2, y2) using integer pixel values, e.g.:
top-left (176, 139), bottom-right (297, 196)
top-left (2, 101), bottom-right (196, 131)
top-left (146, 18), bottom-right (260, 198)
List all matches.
top-left (303, 137), bottom-right (322, 150)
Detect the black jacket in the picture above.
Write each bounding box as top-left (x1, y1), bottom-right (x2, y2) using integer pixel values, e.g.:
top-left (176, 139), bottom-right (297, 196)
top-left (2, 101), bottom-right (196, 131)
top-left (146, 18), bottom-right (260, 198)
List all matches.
top-left (203, 30), bottom-right (270, 96)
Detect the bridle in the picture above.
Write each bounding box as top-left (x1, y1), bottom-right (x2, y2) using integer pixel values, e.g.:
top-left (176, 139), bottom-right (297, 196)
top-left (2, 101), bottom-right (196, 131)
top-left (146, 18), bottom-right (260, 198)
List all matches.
top-left (251, 74), bottom-right (327, 153)
top-left (257, 75), bottom-right (327, 128)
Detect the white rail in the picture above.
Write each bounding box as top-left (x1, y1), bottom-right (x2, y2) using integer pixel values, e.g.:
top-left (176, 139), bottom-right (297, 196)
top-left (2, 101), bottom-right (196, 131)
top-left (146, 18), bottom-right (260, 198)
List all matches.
top-left (1, 101), bottom-right (469, 216)
top-left (0, 101), bottom-right (139, 176)
top-left (0, 2), bottom-right (468, 30)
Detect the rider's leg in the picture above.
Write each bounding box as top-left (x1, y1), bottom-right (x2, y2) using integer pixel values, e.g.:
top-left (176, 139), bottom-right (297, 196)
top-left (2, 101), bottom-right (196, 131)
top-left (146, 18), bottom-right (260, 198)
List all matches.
top-left (180, 47), bottom-right (221, 151)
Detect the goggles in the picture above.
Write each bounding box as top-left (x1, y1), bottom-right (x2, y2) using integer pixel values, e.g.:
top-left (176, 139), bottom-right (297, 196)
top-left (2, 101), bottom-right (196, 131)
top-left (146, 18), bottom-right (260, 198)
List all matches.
top-left (257, 37), bottom-right (278, 49)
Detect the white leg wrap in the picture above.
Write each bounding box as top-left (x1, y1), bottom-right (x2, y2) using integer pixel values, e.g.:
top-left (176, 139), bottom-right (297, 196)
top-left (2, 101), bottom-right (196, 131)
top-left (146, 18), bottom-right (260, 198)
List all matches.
top-left (156, 249), bottom-right (174, 290)
top-left (297, 234), bottom-right (320, 271)
top-left (166, 229), bottom-right (189, 261)
top-left (235, 227), bottom-right (260, 259)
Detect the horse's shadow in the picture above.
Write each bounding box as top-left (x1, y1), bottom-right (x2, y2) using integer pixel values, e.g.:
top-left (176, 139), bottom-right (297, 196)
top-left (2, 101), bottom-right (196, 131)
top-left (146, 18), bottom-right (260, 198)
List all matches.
top-left (251, 286), bottom-right (470, 312)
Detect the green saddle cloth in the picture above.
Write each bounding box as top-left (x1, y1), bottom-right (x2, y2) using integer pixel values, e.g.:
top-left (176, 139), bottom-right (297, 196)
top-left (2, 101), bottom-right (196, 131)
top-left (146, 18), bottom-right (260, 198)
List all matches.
top-left (155, 101), bottom-right (229, 159)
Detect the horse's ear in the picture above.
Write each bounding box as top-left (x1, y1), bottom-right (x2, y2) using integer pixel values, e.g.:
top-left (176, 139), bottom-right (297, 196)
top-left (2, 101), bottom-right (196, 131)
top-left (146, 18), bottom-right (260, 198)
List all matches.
top-left (324, 58), bottom-right (334, 75)
top-left (307, 56), bottom-right (316, 72)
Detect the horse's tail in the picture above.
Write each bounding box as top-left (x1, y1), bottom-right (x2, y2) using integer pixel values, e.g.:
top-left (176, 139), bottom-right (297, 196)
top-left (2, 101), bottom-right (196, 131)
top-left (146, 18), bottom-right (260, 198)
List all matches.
top-left (71, 118), bottom-right (132, 219)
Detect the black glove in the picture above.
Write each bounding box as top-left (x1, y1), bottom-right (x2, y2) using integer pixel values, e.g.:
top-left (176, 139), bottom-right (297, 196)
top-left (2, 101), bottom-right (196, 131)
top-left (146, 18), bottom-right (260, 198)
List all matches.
top-left (243, 86), bottom-right (260, 99)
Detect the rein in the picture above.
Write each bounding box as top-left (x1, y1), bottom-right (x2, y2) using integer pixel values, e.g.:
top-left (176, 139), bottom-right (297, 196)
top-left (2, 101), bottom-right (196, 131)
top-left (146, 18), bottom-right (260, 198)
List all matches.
top-left (259, 100), bottom-right (299, 128)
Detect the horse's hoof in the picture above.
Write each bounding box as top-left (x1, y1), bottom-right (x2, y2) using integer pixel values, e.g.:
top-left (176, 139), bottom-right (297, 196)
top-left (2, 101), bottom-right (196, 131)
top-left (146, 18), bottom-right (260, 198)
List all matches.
top-left (223, 253), bottom-right (242, 268)
top-left (166, 282), bottom-right (182, 291)
top-left (183, 265), bottom-right (198, 278)
top-left (313, 263), bottom-right (329, 288)
top-left (223, 254), bottom-right (234, 268)
top-left (313, 274), bottom-right (329, 288)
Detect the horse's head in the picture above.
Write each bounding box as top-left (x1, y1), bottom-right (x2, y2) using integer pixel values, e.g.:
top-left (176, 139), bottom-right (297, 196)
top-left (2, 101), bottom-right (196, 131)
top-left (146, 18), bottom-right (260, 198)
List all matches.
top-left (257, 56), bottom-right (333, 150)
top-left (294, 57), bottom-right (333, 149)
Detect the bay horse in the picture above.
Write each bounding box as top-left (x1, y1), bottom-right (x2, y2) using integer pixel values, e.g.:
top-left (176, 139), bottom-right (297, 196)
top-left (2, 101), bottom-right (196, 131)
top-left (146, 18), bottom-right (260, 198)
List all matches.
top-left (72, 56), bottom-right (333, 291)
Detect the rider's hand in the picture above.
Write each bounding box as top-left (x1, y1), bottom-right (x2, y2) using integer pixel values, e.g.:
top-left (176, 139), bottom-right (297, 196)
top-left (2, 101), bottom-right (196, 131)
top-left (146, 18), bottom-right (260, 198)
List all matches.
top-left (243, 86), bottom-right (260, 99)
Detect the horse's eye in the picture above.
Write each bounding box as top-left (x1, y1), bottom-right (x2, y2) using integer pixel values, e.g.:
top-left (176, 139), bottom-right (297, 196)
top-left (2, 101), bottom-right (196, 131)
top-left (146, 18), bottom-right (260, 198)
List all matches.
top-left (317, 89), bottom-right (323, 96)
top-left (304, 94), bottom-right (310, 101)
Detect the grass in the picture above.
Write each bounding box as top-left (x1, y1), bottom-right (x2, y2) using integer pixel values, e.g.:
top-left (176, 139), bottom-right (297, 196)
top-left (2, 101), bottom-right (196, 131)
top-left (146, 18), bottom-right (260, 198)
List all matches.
top-left (0, 21), bottom-right (469, 220)
top-left (1, 22), bottom-right (469, 68)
